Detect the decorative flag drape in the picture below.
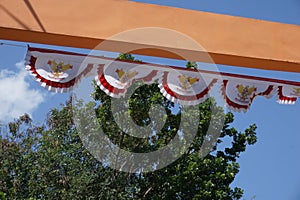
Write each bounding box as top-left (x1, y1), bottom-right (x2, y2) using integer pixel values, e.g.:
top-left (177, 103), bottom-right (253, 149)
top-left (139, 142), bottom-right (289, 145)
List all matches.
top-left (25, 47), bottom-right (300, 112)
top-left (25, 48), bottom-right (93, 93)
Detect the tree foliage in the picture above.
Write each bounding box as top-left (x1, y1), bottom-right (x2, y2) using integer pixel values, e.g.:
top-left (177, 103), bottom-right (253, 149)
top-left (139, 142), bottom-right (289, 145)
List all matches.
top-left (0, 54), bottom-right (257, 199)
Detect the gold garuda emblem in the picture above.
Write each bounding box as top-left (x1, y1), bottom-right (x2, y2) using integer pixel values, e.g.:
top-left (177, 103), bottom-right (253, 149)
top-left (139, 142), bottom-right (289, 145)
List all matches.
top-left (115, 68), bottom-right (138, 84)
top-left (47, 60), bottom-right (73, 79)
top-left (236, 84), bottom-right (257, 103)
top-left (178, 75), bottom-right (199, 91)
top-left (291, 87), bottom-right (300, 97)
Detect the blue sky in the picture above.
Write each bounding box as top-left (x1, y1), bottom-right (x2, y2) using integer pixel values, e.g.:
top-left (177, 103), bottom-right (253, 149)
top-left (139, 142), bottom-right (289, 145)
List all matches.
top-left (0, 0), bottom-right (300, 199)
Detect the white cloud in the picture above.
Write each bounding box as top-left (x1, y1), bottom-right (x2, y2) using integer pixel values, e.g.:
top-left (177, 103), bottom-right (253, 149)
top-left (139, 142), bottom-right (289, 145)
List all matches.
top-left (0, 62), bottom-right (45, 122)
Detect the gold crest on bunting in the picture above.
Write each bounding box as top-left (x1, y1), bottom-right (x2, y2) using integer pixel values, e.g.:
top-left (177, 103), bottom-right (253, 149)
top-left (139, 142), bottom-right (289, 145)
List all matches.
top-left (115, 68), bottom-right (138, 86)
top-left (177, 75), bottom-right (199, 92)
top-left (47, 60), bottom-right (73, 80)
top-left (235, 85), bottom-right (257, 103)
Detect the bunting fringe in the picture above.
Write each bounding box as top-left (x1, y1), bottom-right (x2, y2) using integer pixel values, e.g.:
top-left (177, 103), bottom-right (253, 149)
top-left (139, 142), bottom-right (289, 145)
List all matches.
top-left (25, 47), bottom-right (300, 112)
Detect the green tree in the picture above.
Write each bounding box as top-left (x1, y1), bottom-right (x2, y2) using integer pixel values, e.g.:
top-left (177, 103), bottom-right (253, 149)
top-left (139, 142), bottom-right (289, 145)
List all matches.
top-left (0, 54), bottom-right (257, 199)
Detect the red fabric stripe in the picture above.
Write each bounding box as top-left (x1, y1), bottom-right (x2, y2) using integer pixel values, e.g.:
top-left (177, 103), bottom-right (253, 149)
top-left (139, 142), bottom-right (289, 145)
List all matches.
top-left (278, 86), bottom-right (297, 102)
top-left (135, 70), bottom-right (158, 82)
top-left (97, 67), bottom-right (126, 94)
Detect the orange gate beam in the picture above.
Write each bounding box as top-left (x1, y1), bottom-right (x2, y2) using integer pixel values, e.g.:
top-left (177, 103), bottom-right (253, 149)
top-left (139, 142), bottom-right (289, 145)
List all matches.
top-left (1, 0), bottom-right (300, 72)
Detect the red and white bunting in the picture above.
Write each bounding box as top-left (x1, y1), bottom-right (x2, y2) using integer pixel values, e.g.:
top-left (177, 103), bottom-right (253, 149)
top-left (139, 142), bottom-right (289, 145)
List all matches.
top-left (25, 48), bottom-right (94, 93)
top-left (158, 71), bottom-right (217, 105)
top-left (277, 85), bottom-right (300, 104)
top-left (222, 80), bottom-right (274, 112)
top-left (25, 47), bottom-right (300, 112)
top-left (96, 62), bottom-right (159, 98)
